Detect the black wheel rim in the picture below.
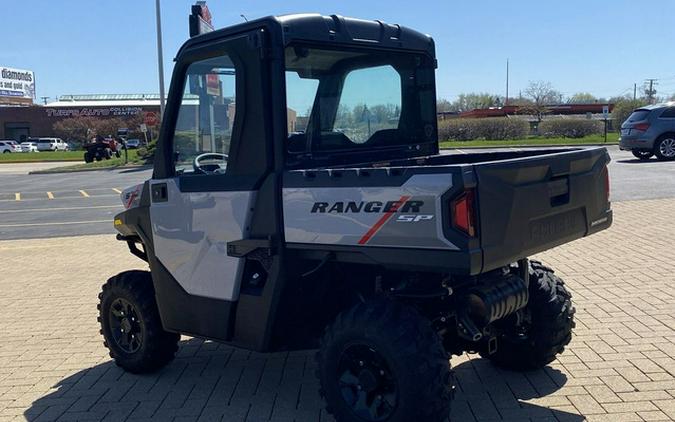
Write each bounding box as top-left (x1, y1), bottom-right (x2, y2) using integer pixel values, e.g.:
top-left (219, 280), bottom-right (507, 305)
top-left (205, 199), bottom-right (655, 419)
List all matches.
top-left (337, 344), bottom-right (398, 421)
top-left (108, 298), bottom-right (143, 353)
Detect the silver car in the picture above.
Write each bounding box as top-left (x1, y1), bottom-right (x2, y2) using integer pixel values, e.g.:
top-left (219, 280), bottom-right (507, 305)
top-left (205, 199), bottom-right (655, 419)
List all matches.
top-left (619, 102), bottom-right (675, 160)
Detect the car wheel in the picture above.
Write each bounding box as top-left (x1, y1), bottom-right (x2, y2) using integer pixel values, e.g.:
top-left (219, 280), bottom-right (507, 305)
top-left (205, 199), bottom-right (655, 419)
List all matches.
top-left (655, 135), bottom-right (675, 161)
top-left (632, 150), bottom-right (653, 160)
top-left (2, 150), bottom-right (9, 154)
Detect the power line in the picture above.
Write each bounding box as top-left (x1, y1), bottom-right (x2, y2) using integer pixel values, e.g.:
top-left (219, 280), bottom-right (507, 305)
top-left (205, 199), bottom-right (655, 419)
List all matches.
top-left (644, 78), bottom-right (658, 104)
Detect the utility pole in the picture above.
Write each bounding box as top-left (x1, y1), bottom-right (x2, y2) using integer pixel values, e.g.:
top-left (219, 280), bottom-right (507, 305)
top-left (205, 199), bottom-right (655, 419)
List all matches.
top-left (644, 78), bottom-right (658, 104)
top-left (40, 96), bottom-right (49, 105)
top-left (155, 0), bottom-right (166, 119)
top-left (633, 83), bottom-right (637, 101)
top-left (505, 59), bottom-right (509, 106)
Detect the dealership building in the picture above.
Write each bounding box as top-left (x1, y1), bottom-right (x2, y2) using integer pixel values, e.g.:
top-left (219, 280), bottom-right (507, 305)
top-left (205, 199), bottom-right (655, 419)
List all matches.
top-left (0, 94), bottom-right (162, 142)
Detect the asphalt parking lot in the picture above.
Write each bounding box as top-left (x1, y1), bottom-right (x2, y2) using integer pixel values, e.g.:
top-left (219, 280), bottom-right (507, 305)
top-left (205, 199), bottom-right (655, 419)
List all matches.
top-left (0, 146), bottom-right (674, 241)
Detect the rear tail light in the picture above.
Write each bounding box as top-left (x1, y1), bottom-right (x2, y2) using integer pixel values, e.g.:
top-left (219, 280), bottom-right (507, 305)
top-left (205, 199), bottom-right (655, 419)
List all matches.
top-left (451, 189), bottom-right (477, 237)
top-left (633, 122), bottom-right (650, 132)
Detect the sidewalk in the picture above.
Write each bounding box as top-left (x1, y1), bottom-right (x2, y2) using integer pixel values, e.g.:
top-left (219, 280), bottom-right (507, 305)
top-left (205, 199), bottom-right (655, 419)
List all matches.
top-left (0, 199), bottom-right (673, 421)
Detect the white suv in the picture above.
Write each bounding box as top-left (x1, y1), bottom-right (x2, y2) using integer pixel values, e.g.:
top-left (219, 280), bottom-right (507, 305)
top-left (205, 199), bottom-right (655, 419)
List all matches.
top-left (36, 137), bottom-right (69, 152)
top-left (0, 140), bottom-right (21, 153)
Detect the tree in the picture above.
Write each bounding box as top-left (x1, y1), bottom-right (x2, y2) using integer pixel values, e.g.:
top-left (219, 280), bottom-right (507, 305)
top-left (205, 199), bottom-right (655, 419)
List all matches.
top-left (451, 93), bottom-right (503, 112)
top-left (52, 114), bottom-right (146, 148)
top-left (436, 98), bottom-right (453, 113)
top-left (612, 99), bottom-right (648, 129)
top-left (567, 92), bottom-right (598, 104)
top-left (520, 81), bottom-right (563, 124)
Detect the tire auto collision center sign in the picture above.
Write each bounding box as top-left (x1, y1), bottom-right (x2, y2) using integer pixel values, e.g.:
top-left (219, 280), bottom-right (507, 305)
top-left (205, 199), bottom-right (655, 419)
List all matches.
top-left (0, 67), bottom-right (35, 99)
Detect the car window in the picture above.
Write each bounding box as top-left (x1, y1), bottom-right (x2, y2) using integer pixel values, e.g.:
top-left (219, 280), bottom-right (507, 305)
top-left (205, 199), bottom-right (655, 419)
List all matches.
top-left (172, 54), bottom-right (236, 175)
top-left (333, 65), bottom-right (402, 144)
top-left (659, 108), bottom-right (675, 118)
top-left (627, 109), bottom-right (650, 122)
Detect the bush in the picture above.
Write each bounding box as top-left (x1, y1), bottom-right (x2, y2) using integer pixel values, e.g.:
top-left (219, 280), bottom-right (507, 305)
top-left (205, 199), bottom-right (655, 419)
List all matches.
top-left (437, 118), bottom-right (529, 141)
top-left (538, 119), bottom-right (602, 138)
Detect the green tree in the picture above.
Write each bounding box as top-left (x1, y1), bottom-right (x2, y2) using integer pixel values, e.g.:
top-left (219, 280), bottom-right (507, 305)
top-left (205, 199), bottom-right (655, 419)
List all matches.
top-left (452, 93), bottom-right (502, 112)
top-left (567, 92), bottom-right (598, 104)
top-left (612, 99), bottom-right (648, 129)
top-left (437, 98), bottom-right (453, 112)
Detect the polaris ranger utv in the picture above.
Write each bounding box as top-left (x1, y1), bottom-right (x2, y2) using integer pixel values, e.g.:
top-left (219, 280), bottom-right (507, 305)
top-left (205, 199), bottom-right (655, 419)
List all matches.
top-left (103, 14), bottom-right (612, 422)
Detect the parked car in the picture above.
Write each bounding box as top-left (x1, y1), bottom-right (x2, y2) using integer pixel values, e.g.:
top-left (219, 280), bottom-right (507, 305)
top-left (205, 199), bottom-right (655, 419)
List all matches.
top-left (20, 141), bottom-right (39, 152)
top-left (35, 137), bottom-right (69, 152)
top-left (0, 140), bottom-right (21, 153)
top-left (619, 102), bottom-right (675, 160)
top-left (125, 138), bottom-right (141, 149)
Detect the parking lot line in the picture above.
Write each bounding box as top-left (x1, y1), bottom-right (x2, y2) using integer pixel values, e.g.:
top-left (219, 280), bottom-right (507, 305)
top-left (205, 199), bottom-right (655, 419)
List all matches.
top-left (0, 219), bottom-right (111, 228)
top-left (0, 205), bottom-right (120, 214)
top-left (47, 191), bottom-right (54, 200)
top-left (79, 190), bottom-right (90, 198)
top-left (112, 188), bottom-right (122, 194)
top-left (14, 193), bottom-right (20, 201)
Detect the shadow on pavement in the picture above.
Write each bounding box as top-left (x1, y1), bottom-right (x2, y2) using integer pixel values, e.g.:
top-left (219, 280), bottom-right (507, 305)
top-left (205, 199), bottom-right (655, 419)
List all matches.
top-left (616, 158), bottom-right (673, 164)
top-left (26, 339), bottom-right (582, 422)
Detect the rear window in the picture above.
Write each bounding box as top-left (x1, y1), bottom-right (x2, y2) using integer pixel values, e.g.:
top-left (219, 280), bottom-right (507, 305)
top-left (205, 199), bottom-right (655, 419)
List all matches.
top-left (627, 109), bottom-right (650, 122)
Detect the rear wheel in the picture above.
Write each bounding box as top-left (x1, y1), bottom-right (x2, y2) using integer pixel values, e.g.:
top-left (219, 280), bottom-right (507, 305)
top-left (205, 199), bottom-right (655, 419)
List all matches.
top-left (84, 152), bottom-right (93, 163)
top-left (632, 150), bottom-right (653, 160)
top-left (317, 300), bottom-right (454, 422)
top-left (655, 135), bottom-right (675, 161)
top-left (98, 270), bottom-right (180, 373)
top-left (480, 260), bottom-right (575, 370)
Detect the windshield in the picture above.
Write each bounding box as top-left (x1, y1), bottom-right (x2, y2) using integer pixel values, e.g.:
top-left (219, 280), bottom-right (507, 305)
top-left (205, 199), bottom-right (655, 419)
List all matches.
top-left (284, 44), bottom-right (437, 163)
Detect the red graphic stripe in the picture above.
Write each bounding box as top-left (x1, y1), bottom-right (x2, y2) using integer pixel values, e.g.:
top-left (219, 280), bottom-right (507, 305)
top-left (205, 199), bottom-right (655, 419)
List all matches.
top-left (357, 196), bottom-right (411, 245)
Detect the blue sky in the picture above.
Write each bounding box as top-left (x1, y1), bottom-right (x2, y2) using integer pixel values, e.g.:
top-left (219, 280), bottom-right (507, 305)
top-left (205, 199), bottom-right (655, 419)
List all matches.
top-left (3, 0), bottom-right (675, 103)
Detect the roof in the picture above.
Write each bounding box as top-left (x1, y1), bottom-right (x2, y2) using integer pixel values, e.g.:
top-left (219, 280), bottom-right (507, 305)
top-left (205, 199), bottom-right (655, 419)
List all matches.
top-left (636, 101), bottom-right (675, 110)
top-left (45, 93), bottom-right (202, 108)
top-left (179, 14), bottom-right (435, 58)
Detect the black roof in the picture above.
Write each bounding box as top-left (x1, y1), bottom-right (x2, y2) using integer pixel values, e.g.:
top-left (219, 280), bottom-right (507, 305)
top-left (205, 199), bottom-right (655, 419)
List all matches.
top-left (178, 13), bottom-right (435, 58)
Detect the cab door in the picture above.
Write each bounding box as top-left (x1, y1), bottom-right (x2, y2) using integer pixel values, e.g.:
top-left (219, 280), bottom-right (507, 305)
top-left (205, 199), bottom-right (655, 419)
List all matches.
top-left (147, 30), bottom-right (276, 341)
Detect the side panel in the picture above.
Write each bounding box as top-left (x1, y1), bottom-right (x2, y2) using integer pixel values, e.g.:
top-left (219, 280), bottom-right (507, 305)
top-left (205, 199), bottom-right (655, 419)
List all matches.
top-left (150, 179), bottom-right (256, 301)
top-left (283, 173), bottom-right (457, 249)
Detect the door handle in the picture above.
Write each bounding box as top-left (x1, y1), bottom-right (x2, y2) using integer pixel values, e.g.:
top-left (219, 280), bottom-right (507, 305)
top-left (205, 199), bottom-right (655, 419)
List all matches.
top-left (151, 183), bottom-right (168, 203)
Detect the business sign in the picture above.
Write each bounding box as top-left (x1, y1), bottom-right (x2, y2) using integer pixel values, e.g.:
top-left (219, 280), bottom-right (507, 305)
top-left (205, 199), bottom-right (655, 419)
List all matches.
top-left (45, 106), bottom-right (144, 118)
top-left (190, 1), bottom-right (214, 37)
top-left (0, 67), bottom-right (35, 99)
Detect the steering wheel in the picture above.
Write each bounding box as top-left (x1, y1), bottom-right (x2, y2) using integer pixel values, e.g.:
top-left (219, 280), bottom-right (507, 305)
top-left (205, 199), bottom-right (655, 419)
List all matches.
top-left (192, 152), bottom-right (228, 175)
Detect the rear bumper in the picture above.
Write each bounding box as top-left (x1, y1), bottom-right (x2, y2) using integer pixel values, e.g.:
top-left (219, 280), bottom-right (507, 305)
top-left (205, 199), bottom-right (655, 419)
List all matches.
top-left (619, 136), bottom-right (653, 151)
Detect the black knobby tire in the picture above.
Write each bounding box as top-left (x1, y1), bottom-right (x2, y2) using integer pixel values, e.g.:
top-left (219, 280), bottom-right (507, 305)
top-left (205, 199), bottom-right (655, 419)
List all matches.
top-left (98, 270), bottom-right (180, 373)
top-left (481, 260), bottom-right (575, 370)
top-left (632, 150), bottom-right (653, 161)
top-left (84, 152), bottom-right (93, 163)
top-left (317, 300), bottom-right (454, 422)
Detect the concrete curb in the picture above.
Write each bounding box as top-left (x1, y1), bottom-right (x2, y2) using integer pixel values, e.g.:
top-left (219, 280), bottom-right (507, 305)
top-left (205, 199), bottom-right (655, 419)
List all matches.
top-left (29, 164), bottom-right (151, 175)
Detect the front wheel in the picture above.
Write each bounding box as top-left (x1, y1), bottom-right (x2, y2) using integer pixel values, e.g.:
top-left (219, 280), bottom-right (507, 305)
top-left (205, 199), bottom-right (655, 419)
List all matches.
top-left (480, 260), bottom-right (575, 370)
top-left (98, 270), bottom-right (180, 373)
top-left (317, 300), bottom-right (454, 422)
top-left (632, 150), bottom-right (653, 160)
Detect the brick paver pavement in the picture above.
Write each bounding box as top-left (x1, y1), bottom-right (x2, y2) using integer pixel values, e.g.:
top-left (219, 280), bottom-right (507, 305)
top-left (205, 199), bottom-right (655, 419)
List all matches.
top-left (0, 198), bottom-right (673, 422)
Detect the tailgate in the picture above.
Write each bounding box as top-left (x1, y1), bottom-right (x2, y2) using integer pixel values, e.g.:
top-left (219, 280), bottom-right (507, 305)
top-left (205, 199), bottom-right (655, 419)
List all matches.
top-left (475, 147), bottom-right (612, 272)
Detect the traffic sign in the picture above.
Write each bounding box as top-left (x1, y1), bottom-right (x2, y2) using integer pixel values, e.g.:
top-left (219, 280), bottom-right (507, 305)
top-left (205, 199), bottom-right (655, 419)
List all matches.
top-left (602, 105), bottom-right (609, 119)
top-left (140, 123), bottom-right (147, 133)
top-left (144, 112), bottom-right (159, 126)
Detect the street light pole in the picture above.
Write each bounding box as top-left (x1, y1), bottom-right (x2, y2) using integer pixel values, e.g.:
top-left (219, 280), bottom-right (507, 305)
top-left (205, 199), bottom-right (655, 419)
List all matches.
top-left (155, 0), bottom-right (166, 119)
